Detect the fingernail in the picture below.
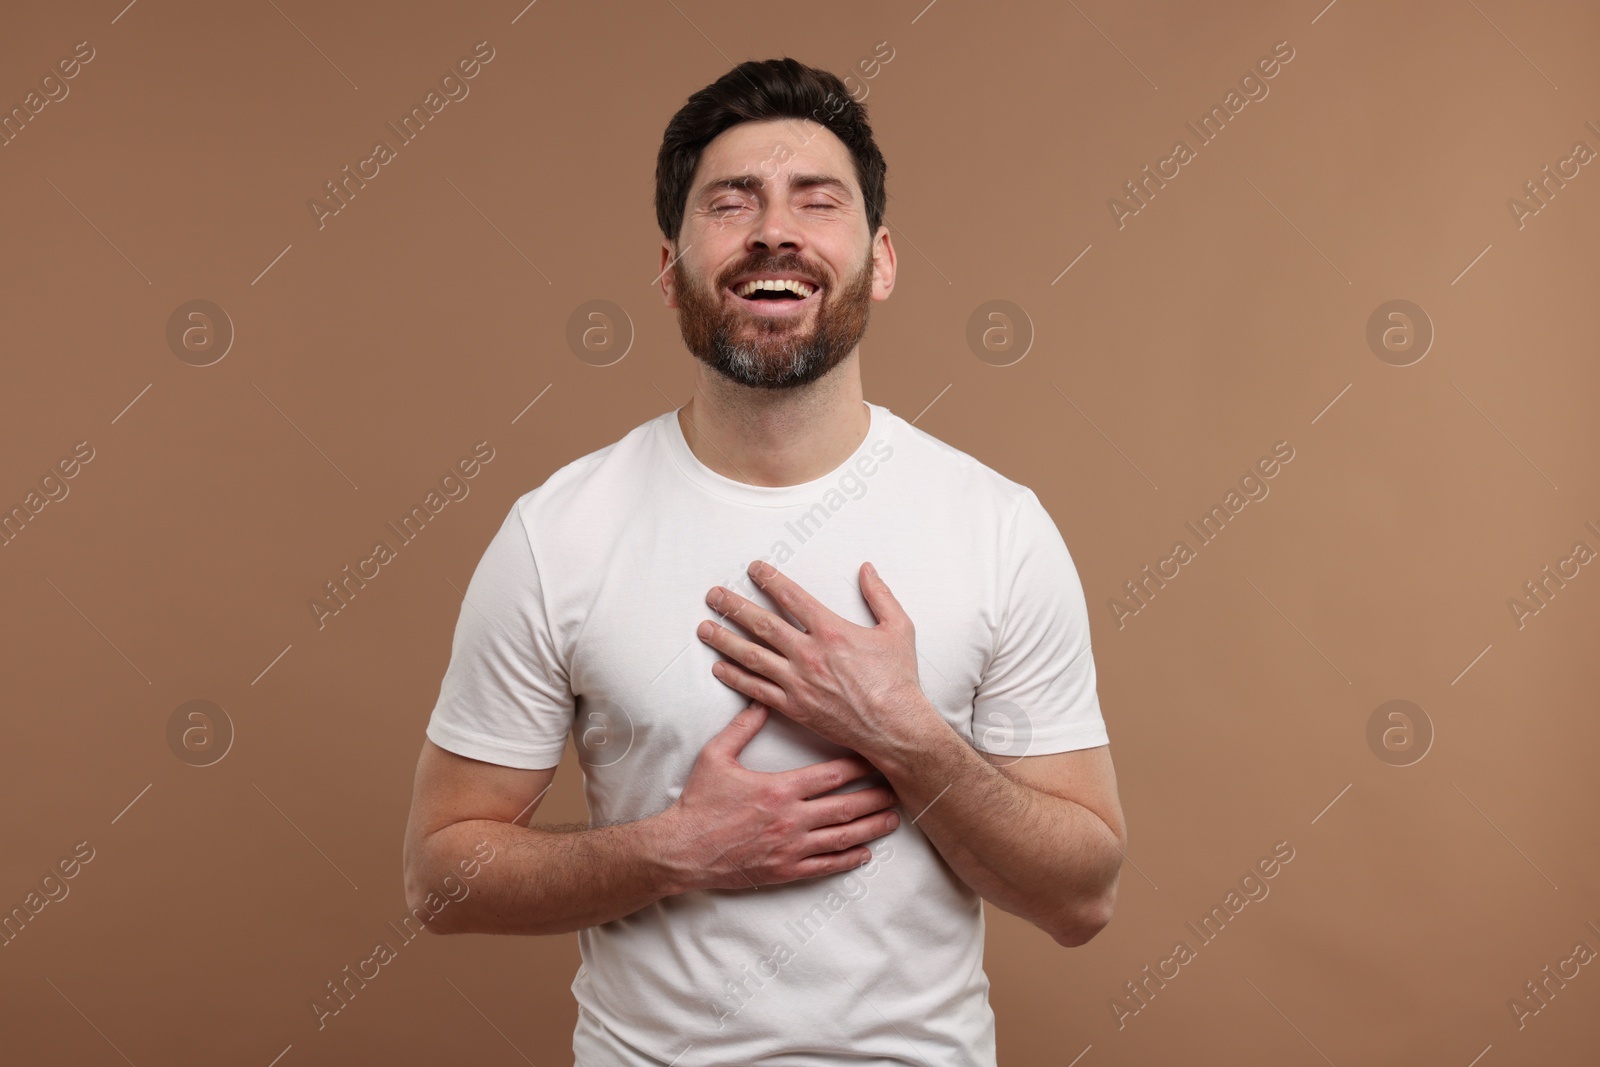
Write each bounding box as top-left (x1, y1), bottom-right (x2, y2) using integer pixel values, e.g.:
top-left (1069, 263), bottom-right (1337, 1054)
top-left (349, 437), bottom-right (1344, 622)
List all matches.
top-left (697, 621), bottom-right (713, 639)
top-left (886, 812), bottom-right (900, 829)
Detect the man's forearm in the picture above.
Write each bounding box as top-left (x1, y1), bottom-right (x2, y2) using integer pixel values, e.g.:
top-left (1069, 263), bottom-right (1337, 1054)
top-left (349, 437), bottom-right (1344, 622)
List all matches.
top-left (412, 813), bottom-right (685, 936)
top-left (869, 707), bottom-right (1123, 946)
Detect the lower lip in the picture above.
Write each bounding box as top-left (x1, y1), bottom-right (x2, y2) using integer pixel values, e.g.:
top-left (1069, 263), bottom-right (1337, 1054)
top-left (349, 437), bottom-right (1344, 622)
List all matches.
top-left (727, 287), bottom-right (820, 316)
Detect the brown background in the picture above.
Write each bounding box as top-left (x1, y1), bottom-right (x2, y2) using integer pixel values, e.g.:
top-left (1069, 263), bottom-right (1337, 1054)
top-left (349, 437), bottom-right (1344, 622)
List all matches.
top-left (2, 0), bottom-right (1597, 1064)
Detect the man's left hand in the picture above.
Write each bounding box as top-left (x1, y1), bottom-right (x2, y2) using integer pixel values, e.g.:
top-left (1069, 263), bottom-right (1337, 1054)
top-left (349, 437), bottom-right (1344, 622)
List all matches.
top-left (696, 560), bottom-right (937, 757)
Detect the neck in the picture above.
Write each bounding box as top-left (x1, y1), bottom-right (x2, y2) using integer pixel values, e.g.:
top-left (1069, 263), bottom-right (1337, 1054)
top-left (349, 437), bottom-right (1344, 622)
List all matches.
top-left (677, 355), bottom-right (870, 487)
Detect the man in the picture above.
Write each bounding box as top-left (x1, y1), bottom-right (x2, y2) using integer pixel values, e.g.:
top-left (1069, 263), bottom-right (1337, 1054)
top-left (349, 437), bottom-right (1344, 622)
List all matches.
top-left (403, 57), bottom-right (1125, 1066)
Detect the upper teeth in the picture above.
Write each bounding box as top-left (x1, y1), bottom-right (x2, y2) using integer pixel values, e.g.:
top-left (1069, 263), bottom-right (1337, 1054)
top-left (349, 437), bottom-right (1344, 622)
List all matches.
top-left (736, 278), bottom-right (815, 298)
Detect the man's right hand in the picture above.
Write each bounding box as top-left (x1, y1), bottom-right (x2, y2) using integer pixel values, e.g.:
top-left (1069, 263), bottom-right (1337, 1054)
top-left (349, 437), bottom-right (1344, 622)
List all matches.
top-left (657, 701), bottom-right (901, 893)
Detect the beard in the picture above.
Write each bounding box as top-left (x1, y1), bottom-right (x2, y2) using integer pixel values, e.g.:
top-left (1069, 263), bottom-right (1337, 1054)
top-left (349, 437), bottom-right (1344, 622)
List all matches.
top-left (672, 247), bottom-right (874, 390)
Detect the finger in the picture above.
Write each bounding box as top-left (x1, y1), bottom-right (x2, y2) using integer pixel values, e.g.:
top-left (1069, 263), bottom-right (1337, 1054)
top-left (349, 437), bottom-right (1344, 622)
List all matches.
top-left (800, 808), bottom-right (900, 858)
top-left (859, 560), bottom-right (907, 629)
top-left (699, 619), bottom-right (789, 687)
top-left (703, 701), bottom-right (768, 760)
top-left (709, 659), bottom-right (788, 712)
top-left (778, 755), bottom-right (880, 799)
top-left (705, 586), bottom-right (801, 659)
top-left (745, 561), bottom-right (843, 639)
top-left (788, 846), bottom-right (877, 881)
top-left (800, 786), bottom-right (898, 830)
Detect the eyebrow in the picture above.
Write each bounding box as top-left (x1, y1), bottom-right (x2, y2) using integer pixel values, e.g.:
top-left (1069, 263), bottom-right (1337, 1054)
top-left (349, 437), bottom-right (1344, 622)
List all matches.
top-left (697, 173), bottom-right (854, 201)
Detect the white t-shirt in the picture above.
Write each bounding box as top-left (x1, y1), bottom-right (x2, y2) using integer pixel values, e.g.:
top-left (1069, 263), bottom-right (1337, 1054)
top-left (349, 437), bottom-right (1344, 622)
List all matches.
top-left (425, 400), bottom-right (1109, 1066)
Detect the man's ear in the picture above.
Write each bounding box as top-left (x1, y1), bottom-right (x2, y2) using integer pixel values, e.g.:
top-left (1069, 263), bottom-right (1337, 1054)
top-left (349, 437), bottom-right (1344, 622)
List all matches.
top-left (870, 226), bottom-right (896, 301)
top-left (660, 241), bottom-right (679, 308)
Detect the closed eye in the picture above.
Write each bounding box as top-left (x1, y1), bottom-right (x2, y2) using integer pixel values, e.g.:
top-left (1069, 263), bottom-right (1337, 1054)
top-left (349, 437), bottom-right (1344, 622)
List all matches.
top-left (711, 203), bottom-right (838, 214)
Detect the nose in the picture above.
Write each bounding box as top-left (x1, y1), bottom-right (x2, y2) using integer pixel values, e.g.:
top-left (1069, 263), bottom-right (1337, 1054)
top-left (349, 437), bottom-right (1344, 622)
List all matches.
top-left (748, 197), bottom-right (804, 253)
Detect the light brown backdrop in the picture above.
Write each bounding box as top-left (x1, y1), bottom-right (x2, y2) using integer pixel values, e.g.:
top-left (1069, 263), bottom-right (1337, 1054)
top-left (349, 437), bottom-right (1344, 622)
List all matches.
top-left (2, 1), bottom-right (1597, 1064)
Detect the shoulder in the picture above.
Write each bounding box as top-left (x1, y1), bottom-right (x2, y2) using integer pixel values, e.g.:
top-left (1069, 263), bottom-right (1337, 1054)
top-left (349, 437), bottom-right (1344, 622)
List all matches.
top-left (879, 407), bottom-right (1045, 520)
top-left (506, 412), bottom-right (668, 533)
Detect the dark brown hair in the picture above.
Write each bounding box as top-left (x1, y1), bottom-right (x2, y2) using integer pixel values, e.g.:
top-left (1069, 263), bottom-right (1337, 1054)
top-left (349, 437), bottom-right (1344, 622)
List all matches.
top-left (654, 57), bottom-right (888, 246)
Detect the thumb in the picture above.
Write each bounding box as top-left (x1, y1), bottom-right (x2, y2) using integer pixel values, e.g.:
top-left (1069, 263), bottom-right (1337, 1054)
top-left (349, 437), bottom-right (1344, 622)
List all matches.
top-left (709, 700), bottom-right (768, 759)
top-left (860, 561), bottom-right (903, 625)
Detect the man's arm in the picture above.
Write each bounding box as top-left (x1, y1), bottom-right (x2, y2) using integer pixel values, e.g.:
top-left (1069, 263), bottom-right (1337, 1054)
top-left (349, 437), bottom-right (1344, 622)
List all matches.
top-left (402, 704), bottom-right (902, 936)
top-left (870, 718), bottom-right (1125, 946)
top-left (402, 739), bottom-right (680, 935)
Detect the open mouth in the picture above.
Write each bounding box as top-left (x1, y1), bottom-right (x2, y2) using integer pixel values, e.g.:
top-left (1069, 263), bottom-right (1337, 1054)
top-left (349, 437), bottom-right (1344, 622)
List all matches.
top-left (728, 277), bottom-right (821, 313)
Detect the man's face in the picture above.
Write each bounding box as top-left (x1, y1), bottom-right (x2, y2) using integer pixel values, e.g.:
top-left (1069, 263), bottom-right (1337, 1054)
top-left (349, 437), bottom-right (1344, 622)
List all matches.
top-left (663, 119), bottom-right (893, 390)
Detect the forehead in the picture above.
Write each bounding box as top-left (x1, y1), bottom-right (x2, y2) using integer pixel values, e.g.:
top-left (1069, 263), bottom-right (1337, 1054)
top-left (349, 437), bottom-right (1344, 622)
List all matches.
top-left (691, 118), bottom-right (856, 192)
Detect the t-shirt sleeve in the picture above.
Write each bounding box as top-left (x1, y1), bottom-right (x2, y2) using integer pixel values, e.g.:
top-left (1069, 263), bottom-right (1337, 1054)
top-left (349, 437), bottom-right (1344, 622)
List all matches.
top-left (971, 488), bottom-right (1109, 757)
top-left (424, 499), bottom-right (573, 769)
